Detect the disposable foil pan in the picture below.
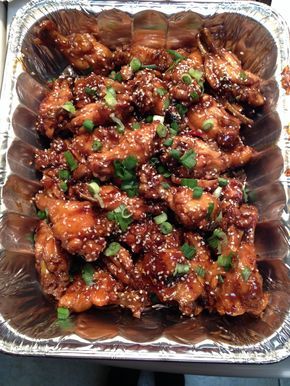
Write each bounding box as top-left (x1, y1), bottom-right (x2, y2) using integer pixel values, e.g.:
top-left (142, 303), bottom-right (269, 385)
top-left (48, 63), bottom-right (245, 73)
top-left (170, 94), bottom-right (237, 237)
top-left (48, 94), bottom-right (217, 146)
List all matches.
top-left (0, 0), bottom-right (289, 364)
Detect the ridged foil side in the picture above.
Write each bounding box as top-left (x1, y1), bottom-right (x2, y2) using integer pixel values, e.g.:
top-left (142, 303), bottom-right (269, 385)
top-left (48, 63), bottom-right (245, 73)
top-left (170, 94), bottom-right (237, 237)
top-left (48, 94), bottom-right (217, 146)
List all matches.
top-left (0, 0), bottom-right (289, 363)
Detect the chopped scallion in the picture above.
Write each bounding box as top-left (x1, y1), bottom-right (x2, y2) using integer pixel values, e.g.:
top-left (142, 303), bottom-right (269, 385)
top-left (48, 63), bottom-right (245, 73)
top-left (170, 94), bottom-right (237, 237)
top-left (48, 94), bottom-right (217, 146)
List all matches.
top-left (83, 119), bottom-right (94, 133)
top-left (92, 140), bottom-right (102, 152)
top-left (57, 307), bottom-right (70, 320)
top-left (181, 178), bottom-right (197, 189)
top-left (241, 266), bottom-right (251, 281)
top-left (154, 212), bottom-right (168, 225)
top-left (181, 243), bottom-right (196, 260)
top-left (82, 263), bottom-right (95, 286)
top-left (192, 186), bottom-right (203, 198)
top-left (180, 149), bottom-right (196, 169)
top-left (202, 118), bottom-right (214, 132)
top-left (62, 101), bottom-right (76, 114)
top-left (64, 150), bottom-right (78, 171)
top-left (160, 221), bottom-right (173, 235)
top-left (104, 242), bottom-right (121, 257)
top-left (173, 263), bottom-right (190, 276)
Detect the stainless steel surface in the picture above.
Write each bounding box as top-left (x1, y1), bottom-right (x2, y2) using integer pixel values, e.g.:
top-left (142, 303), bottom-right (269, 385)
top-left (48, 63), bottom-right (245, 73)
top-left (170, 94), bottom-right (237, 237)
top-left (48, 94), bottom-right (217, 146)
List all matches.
top-left (0, 0), bottom-right (289, 364)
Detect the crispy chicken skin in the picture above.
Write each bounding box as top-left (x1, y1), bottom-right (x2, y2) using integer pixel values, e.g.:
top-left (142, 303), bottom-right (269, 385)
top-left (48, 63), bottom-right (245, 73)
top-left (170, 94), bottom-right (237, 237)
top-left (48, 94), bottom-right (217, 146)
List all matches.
top-left (33, 22), bottom-right (268, 319)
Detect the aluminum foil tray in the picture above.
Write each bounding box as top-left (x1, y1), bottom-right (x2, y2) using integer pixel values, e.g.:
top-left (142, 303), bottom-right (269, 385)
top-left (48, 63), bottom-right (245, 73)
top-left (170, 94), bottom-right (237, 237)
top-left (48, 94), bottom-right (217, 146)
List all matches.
top-left (0, 0), bottom-right (289, 363)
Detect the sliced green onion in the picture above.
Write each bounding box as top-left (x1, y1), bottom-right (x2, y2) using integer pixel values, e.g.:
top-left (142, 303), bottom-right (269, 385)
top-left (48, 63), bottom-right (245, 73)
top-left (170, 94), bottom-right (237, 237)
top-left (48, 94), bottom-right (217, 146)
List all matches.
top-left (243, 186), bottom-right (249, 203)
top-left (167, 49), bottom-right (186, 61)
top-left (216, 211), bottom-right (223, 222)
top-left (130, 57), bottom-right (142, 72)
top-left (218, 177), bottom-right (228, 187)
top-left (110, 113), bottom-right (125, 134)
top-left (170, 121), bottom-right (179, 131)
top-left (84, 87), bottom-right (96, 96)
top-left (145, 115), bottom-right (153, 123)
top-left (188, 68), bottom-right (203, 82)
top-left (120, 180), bottom-right (139, 197)
top-left (181, 243), bottom-right (196, 260)
top-left (207, 202), bottom-right (215, 219)
top-left (173, 263), bottom-right (190, 276)
top-left (218, 274), bottom-right (224, 283)
top-left (156, 124), bottom-right (167, 138)
top-left (202, 118), bottom-right (214, 132)
top-left (83, 119), bottom-right (94, 133)
top-left (156, 87), bottom-right (167, 96)
top-left (105, 87), bottom-right (117, 108)
top-left (152, 115), bottom-right (165, 124)
top-left (104, 242), bottom-right (121, 257)
top-left (160, 221), bottom-right (173, 235)
top-left (157, 165), bottom-right (172, 177)
top-left (59, 181), bottom-right (68, 192)
top-left (58, 169), bottom-right (70, 181)
top-left (217, 252), bottom-right (233, 270)
top-left (107, 204), bottom-right (133, 231)
top-left (62, 101), bottom-right (76, 114)
top-left (239, 71), bottom-right (247, 80)
top-left (213, 186), bottom-right (222, 198)
top-left (88, 181), bottom-right (100, 196)
top-left (37, 209), bottom-right (48, 220)
top-left (192, 186), bottom-right (203, 198)
top-left (92, 140), bottom-right (102, 152)
top-left (181, 73), bottom-right (192, 85)
top-left (82, 263), bottom-right (95, 286)
top-left (195, 266), bottom-right (206, 278)
top-left (190, 91), bottom-right (199, 101)
top-left (170, 149), bottom-right (181, 160)
top-left (57, 307), bottom-right (70, 320)
top-left (64, 150), bottom-right (78, 171)
top-left (142, 64), bottom-right (158, 70)
top-left (154, 212), bottom-right (168, 225)
top-left (207, 228), bottom-right (227, 252)
top-left (163, 138), bottom-right (173, 147)
top-left (110, 71), bottom-right (123, 82)
top-left (181, 178), bottom-right (197, 189)
top-left (123, 155), bottom-right (138, 170)
top-left (132, 122), bottom-right (141, 130)
top-left (180, 149), bottom-right (196, 169)
top-left (241, 266), bottom-right (251, 281)
top-left (161, 182), bottom-right (170, 189)
top-left (163, 98), bottom-right (170, 110)
top-left (176, 103), bottom-right (188, 118)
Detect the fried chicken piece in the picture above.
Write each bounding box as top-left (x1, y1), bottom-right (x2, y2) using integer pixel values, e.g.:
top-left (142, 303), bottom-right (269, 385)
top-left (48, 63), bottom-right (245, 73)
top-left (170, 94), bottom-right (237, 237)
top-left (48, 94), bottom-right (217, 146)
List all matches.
top-left (35, 20), bottom-right (113, 74)
top-left (35, 194), bottom-right (113, 261)
top-left (121, 219), bottom-right (181, 254)
top-left (118, 289), bottom-right (150, 318)
top-left (35, 221), bottom-right (70, 300)
top-left (88, 122), bottom-right (159, 179)
top-left (35, 138), bottom-right (68, 171)
top-left (58, 271), bottom-right (122, 312)
top-left (187, 94), bottom-right (242, 149)
top-left (103, 246), bottom-right (134, 286)
top-left (75, 183), bottom-right (147, 221)
top-left (213, 242), bottom-right (268, 316)
top-left (130, 70), bottom-right (169, 115)
top-left (36, 79), bottom-right (72, 138)
top-left (161, 135), bottom-right (254, 179)
top-left (130, 45), bottom-right (173, 72)
top-left (198, 28), bottom-right (264, 106)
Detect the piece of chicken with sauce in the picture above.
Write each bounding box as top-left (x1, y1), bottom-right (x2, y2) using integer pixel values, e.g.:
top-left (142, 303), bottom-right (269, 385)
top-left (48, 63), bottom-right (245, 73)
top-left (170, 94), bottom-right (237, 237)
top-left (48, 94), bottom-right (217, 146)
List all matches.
top-left (36, 78), bottom-right (72, 138)
top-left (35, 20), bottom-right (113, 74)
top-left (35, 220), bottom-right (70, 300)
top-left (161, 135), bottom-right (254, 179)
top-left (88, 122), bottom-right (159, 179)
top-left (198, 28), bottom-right (264, 106)
top-left (35, 194), bottom-right (114, 261)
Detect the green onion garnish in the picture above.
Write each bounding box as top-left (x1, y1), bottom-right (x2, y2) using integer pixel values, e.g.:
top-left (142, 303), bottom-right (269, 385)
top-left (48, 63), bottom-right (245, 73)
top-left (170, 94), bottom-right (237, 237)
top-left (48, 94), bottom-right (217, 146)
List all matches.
top-left (92, 140), bottom-right (102, 152)
top-left (195, 266), bottom-right (206, 277)
top-left (176, 103), bottom-right (188, 118)
top-left (192, 186), bottom-right (203, 198)
top-left (207, 228), bottom-right (227, 252)
top-left (130, 57), bottom-right (142, 72)
top-left (110, 71), bottom-right (123, 82)
top-left (156, 124), bottom-right (167, 138)
top-left (167, 49), bottom-right (186, 61)
top-left (85, 87), bottom-right (96, 96)
top-left (59, 181), bottom-right (68, 192)
top-left (161, 182), bottom-right (170, 189)
top-left (120, 180), bottom-right (139, 197)
top-left (62, 101), bottom-right (76, 114)
top-left (83, 119), bottom-right (94, 133)
top-left (163, 138), bottom-right (173, 147)
top-left (207, 202), bottom-right (215, 219)
top-left (241, 266), bottom-right (251, 281)
top-left (156, 87), bottom-right (167, 96)
top-left (163, 98), bottom-right (170, 110)
top-left (64, 150), bottom-right (78, 171)
top-left (188, 68), bottom-right (203, 82)
top-left (218, 274), bottom-right (224, 283)
top-left (105, 87), bottom-right (117, 108)
top-left (104, 242), bottom-right (121, 257)
top-left (58, 169), bottom-right (70, 181)
top-left (154, 212), bottom-right (168, 225)
top-left (142, 64), bottom-right (158, 70)
top-left (132, 122), bottom-right (141, 130)
top-left (202, 119), bottom-right (214, 132)
top-left (123, 155), bottom-right (138, 170)
top-left (180, 149), bottom-right (196, 169)
top-left (57, 307), bottom-right (70, 320)
top-left (82, 263), bottom-right (95, 286)
top-left (239, 71), bottom-right (247, 80)
top-left (181, 243), bottom-right (196, 260)
top-left (218, 177), bottom-right (228, 187)
top-left (217, 252), bottom-right (233, 270)
top-left (181, 73), bottom-right (192, 85)
top-left (170, 121), bottom-right (179, 131)
top-left (170, 149), bottom-right (181, 160)
top-left (37, 209), bottom-right (48, 220)
top-left (213, 186), bottom-right (222, 198)
top-left (107, 204), bottom-right (133, 231)
top-left (181, 178), bottom-right (197, 189)
top-left (190, 91), bottom-right (199, 100)
top-left (88, 181), bottom-right (100, 196)
top-left (110, 113), bottom-right (125, 134)
top-left (160, 221), bottom-right (173, 235)
top-left (145, 115), bottom-right (153, 123)
top-left (173, 263), bottom-right (190, 276)
top-left (114, 156), bottom-right (137, 181)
